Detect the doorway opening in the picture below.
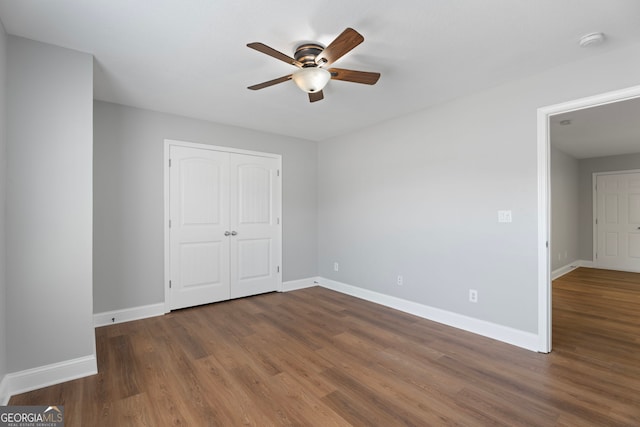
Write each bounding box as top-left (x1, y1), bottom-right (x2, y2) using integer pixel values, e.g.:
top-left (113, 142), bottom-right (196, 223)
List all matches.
top-left (537, 84), bottom-right (640, 353)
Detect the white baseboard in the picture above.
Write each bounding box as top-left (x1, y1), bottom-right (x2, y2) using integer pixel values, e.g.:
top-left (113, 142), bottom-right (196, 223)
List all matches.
top-left (317, 277), bottom-right (539, 352)
top-left (93, 303), bottom-right (165, 327)
top-left (0, 374), bottom-right (9, 405)
top-left (281, 277), bottom-right (319, 292)
top-left (3, 355), bottom-right (97, 402)
top-left (552, 259), bottom-right (594, 280)
top-left (551, 261), bottom-right (581, 280)
top-left (580, 260), bottom-right (594, 268)
top-left (587, 262), bottom-right (640, 273)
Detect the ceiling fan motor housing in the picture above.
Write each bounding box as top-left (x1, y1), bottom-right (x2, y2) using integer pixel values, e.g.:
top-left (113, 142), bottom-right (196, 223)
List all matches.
top-left (294, 43), bottom-right (324, 67)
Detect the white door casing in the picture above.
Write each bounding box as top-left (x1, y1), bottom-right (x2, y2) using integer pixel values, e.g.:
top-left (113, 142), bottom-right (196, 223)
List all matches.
top-left (594, 171), bottom-right (640, 272)
top-left (166, 140), bottom-right (282, 311)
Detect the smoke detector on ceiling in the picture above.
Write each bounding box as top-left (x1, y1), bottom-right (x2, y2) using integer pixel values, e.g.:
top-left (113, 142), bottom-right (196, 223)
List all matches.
top-left (579, 32), bottom-right (605, 48)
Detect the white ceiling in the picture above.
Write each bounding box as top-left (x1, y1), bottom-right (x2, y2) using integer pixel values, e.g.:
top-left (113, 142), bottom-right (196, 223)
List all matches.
top-left (1, 0), bottom-right (640, 142)
top-left (551, 96), bottom-right (640, 159)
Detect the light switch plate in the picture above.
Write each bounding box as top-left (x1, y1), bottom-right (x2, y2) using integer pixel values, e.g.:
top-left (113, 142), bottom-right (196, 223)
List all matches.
top-left (498, 210), bottom-right (512, 223)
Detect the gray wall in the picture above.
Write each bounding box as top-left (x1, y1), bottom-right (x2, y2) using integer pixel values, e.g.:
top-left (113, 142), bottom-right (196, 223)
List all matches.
top-left (6, 37), bottom-right (94, 372)
top-left (578, 152), bottom-right (640, 260)
top-left (93, 101), bottom-right (317, 313)
top-left (0, 20), bottom-right (7, 387)
top-left (318, 41), bottom-right (640, 334)
top-left (550, 147), bottom-right (580, 271)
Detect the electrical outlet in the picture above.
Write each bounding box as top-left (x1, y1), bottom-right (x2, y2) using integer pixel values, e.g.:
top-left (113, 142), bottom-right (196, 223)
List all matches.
top-left (397, 275), bottom-right (403, 286)
top-left (469, 289), bottom-right (478, 303)
top-left (334, 262), bottom-right (339, 272)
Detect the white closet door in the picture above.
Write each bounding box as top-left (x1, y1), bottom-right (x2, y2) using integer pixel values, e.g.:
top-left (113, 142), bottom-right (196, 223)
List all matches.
top-left (595, 172), bottom-right (640, 272)
top-left (170, 146), bottom-right (230, 309)
top-left (229, 154), bottom-right (280, 299)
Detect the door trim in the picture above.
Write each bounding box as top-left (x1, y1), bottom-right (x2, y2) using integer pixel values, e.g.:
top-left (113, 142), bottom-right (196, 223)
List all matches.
top-left (163, 139), bottom-right (283, 313)
top-left (592, 170), bottom-right (640, 272)
top-left (537, 84), bottom-right (640, 353)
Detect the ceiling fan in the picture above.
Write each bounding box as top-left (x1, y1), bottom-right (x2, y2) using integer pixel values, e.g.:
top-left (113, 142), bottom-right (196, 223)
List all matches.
top-left (247, 28), bottom-right (381, 103)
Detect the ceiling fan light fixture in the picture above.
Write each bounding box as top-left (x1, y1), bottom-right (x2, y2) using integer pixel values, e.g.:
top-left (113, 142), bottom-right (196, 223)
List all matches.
top-left (292, 67), bottom-right (331, 93)
top-left (247, 28), bottom-right (378, 102)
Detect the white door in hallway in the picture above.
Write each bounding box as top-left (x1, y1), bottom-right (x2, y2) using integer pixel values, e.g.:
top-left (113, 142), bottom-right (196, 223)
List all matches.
top-left (595, 172), bottom-right (640, 272)
top-left (170, 146), bottom-right (230, 309)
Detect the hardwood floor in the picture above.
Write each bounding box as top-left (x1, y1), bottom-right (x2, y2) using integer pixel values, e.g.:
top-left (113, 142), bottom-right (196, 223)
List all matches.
top-left (9, 268), bottom-right (640, 425)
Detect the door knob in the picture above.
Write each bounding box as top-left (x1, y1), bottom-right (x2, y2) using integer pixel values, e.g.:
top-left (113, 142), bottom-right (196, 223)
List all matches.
top-left (224, 231), bottom-right (231, 236)
top-left (231, 231), bottom-right (238, 236)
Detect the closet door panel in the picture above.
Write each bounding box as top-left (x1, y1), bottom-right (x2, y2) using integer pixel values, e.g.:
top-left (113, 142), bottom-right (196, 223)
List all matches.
top-left (169, 146), bottom-right (230, 309)
top-left (229, 154), bottom-right (280, 299)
